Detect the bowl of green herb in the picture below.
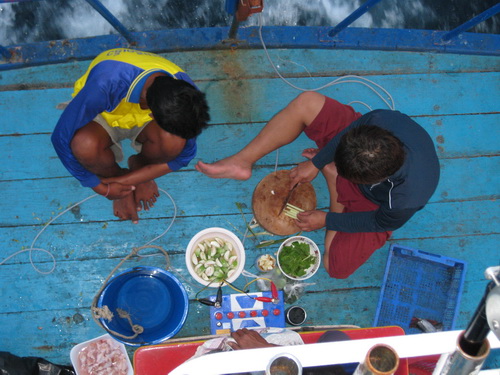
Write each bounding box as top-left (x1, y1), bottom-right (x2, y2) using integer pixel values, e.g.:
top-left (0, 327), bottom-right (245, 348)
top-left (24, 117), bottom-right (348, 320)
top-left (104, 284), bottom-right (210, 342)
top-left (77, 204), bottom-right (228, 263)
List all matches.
top-left (276, 236), bottom-right (321, 280)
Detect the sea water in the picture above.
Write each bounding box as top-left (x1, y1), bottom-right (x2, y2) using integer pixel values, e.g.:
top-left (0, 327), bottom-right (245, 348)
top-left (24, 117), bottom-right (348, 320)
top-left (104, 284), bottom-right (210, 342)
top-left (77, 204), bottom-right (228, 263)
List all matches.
top-left (0, 0), bottom-right (498, 46)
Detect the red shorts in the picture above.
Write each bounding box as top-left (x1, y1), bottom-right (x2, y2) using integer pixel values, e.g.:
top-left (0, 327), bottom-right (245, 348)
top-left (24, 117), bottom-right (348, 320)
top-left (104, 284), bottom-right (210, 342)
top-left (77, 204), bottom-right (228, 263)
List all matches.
top-left (305, 97), bottom-right (392, 279)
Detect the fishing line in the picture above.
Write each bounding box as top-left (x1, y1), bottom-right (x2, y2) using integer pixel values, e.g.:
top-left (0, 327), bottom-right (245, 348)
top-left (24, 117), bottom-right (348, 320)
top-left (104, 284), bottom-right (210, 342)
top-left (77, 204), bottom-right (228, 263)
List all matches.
top-left (0, 188), bottom-right (177, 275)
top-left (257, 13), bottom-right (395, 111)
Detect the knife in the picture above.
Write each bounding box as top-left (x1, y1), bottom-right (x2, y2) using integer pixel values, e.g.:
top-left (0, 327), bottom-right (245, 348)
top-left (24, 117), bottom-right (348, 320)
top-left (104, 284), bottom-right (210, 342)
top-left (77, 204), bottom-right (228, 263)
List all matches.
top-left (279, 183), bottom-right (299, 215)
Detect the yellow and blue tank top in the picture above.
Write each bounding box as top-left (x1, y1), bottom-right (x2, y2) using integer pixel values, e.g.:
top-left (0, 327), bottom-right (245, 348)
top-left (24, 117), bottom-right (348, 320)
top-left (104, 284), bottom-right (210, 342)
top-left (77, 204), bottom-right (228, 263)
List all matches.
top-left (52, 48), bottom-right (198, 187)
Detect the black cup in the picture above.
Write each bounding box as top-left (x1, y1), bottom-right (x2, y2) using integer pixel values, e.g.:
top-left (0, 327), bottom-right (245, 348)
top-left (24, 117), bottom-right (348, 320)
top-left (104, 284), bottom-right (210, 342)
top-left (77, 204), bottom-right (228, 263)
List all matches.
top-left (285, 306), bottom-right (307, 326)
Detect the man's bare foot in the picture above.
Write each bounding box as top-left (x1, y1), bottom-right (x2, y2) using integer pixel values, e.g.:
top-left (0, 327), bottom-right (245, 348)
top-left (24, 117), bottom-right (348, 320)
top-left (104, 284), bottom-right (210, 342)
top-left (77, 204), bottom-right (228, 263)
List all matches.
top-left (134, 179), bottom-right (159, 212)
top-left (113, 193), bottom-right (139, 224)
top-left (195, 156), bottom-right (253, 180)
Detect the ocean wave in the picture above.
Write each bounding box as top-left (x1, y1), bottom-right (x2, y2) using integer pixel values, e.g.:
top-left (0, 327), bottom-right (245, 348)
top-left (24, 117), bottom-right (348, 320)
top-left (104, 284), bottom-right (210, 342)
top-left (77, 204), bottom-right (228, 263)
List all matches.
top-left (0, 0), bottom-right (498, 45)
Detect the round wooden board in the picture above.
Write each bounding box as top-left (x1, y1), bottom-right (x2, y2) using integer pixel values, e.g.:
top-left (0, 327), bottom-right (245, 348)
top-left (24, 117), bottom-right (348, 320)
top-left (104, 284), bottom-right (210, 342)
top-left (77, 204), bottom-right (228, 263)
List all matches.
top-left (252, 170), bottom-right (317, 236)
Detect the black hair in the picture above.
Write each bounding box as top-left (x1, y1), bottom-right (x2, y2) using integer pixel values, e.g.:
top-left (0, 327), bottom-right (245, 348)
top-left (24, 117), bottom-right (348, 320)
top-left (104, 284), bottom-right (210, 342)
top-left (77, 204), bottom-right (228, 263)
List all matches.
top-left (146, 75), bottom-right (210, 139)
top-left (334, 125), bottom-right (405, 185)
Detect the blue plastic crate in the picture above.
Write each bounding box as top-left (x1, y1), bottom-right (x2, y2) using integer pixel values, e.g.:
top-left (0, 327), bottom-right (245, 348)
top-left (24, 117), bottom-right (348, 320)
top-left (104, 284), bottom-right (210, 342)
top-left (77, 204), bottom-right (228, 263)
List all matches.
top-left (373, 244), bottom-right (467, 334)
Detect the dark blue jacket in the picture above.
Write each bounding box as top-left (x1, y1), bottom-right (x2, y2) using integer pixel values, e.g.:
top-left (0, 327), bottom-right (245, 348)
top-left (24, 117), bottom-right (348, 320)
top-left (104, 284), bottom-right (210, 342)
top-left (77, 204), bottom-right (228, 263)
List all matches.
top-left (312, 110), bottom-right (440, 233)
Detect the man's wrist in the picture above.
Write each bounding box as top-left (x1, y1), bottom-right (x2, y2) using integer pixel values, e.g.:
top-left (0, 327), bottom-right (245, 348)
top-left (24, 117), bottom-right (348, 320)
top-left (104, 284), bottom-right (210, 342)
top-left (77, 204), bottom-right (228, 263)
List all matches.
top-left (93, 183), bottom-right (109, 196)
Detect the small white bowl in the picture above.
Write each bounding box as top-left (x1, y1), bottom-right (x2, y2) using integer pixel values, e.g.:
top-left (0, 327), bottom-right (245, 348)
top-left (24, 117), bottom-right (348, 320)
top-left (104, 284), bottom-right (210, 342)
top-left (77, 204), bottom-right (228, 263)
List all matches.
top-left (186, 227), bottom-right (245, 287)
top-left (277, 236), bottom-right (321, 281)
top-left (256, 254), bottom-right (277, 272)
top-left (70, 334), bottom-right (133, 375)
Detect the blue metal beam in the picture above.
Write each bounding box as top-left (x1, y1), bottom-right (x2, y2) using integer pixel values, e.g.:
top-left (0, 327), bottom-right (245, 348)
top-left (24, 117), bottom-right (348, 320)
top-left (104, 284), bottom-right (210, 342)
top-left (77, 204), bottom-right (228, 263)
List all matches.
top-left (0, 26), bottom-right (498, 71)
top-left (83, 0), bottom-right (136, 45)
top-left (328, 0), bottom-right (384, 37)
top-left (441, 3), bottom-right (500, 42)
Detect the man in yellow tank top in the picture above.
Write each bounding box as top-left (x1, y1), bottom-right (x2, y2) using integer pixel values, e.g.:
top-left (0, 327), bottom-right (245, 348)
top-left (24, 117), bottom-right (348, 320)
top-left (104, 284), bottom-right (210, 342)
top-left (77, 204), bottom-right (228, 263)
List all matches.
top-left (52, 48), bottom-right (210, 223)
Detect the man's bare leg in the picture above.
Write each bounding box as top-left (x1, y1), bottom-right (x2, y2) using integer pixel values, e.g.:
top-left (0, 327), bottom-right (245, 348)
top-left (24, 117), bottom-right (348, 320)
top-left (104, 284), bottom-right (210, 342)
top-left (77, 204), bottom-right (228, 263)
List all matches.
top-left (71, 121), bottom-right (122, 177)
top-left (128, 154), bottom-right (159, 212)
top-left (71, 121), bottom-right (139, 222)
top-left (196, 92), bottom-right (326, 180)
top-left (130, 120), bottom-right (186, 211)
top-left (302, 148), bottom-right (344, 273)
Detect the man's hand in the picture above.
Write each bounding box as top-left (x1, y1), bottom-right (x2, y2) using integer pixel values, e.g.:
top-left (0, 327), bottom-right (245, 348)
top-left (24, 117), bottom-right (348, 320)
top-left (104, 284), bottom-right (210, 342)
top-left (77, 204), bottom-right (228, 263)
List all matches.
top-left (296, 210), bottom-right (327, 232)
top-left (106, 182), bottom-right (136, 200)
top-left (93, 182), bottom-right (135, 200)
top-left (227, 328), bottom-right (276, 350)
top-left (289, 160), bottom-right (319, 188)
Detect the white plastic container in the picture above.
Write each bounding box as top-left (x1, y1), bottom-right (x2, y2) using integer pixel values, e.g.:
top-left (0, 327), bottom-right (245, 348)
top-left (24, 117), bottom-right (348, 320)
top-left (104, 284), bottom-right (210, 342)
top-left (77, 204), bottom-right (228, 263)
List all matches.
top-left (70, 333), bottom-right (133, 375)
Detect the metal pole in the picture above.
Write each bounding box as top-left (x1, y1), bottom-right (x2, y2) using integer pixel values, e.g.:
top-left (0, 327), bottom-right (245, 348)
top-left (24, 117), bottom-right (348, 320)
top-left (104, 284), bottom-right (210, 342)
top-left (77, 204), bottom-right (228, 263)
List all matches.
top-left (266, 353), bottom-right (302, 375)
top-left (83, 0), bottom-right (136, 45)
top-left (228, 15), bottom-right (240, 40)
top-left (328, 0), bottom-right (384, 37)
top-left (434, 281), bottom-right (496, 374)
top-left (441, 3), bottom-right (500, 41)
top-left (434, 332), bottom-right (490, 375)
top-left (354, 344), bottom-right (399, 375)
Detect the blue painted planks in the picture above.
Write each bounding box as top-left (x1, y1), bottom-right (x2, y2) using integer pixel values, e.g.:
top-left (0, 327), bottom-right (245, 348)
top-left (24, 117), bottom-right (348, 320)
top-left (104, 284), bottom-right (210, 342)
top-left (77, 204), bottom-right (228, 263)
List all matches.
top-left (0, 45), bottom-right (499, 369)
top-left (2, 115), bottom-right (499, 182)
top-left (2, 49), bottom-right (499, 88)
top-left (1, 160), bottom-right (499, 228)
top-left (2, 71), bottom-right (498, 138)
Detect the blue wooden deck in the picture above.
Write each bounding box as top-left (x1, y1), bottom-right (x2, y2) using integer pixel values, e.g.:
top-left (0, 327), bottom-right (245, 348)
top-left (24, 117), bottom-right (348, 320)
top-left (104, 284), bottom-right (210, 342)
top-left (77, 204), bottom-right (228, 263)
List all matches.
top-left (0, 46), bottom-right (499, 370)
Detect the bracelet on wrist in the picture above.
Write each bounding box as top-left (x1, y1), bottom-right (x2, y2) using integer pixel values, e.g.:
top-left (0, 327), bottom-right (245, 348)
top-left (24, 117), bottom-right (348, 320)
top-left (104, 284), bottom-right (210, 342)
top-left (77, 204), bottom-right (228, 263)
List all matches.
top-left (104, 183), bottom-right (111, 197)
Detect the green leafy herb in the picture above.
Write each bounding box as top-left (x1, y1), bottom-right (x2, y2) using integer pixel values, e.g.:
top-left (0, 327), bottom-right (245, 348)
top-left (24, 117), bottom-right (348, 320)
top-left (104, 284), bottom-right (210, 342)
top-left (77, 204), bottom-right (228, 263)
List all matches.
top-left (278, 241), bottom-right (315, 277)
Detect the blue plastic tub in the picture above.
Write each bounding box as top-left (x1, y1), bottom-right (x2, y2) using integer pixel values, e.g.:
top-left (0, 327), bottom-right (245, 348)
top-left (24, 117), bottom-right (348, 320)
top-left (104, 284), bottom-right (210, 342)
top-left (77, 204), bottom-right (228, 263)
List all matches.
top-left (373, 244), bottom-right (467, 334)
top-left (97, 266), bottom-right (189, 346)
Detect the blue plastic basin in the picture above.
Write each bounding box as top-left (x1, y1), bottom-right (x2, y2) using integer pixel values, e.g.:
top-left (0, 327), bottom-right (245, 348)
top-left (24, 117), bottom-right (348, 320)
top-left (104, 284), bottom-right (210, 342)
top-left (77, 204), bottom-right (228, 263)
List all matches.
top-left (97, 266), bottom-right (189, 346)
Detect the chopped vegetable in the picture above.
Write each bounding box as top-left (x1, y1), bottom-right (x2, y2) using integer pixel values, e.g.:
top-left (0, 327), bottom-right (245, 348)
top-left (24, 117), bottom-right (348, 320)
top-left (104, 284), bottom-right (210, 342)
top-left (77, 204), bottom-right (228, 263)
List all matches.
top-left (278, 240), bottom-right (315, 277)
top-left (191, 237), bottom-right (238, 282)
top-left (283, 203), bottom-right (304, 219)
top-left (257, 254), bottom-right (276, 271)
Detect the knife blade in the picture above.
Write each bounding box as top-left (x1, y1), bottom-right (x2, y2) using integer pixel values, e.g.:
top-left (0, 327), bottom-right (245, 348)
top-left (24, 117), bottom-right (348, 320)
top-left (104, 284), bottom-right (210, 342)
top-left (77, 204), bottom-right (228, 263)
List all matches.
top-left (279, 182), bottom-right (299, 215)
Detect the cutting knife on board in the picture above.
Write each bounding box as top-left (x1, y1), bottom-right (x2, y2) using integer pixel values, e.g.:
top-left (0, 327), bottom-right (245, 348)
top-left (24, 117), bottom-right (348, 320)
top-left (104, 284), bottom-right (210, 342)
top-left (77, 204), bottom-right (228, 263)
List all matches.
top-left (278, 183), bottom-right (299, 215)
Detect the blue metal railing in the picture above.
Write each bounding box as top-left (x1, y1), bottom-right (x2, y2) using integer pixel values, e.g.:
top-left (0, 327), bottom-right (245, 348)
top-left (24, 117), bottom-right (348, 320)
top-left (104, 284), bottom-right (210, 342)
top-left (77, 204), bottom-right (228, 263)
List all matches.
top-left (327, 0), bottom-right (384, 37)
top-left (84, 0), bottom-right (136, 45)
top-left (441, 3), bottom-right (500, 42)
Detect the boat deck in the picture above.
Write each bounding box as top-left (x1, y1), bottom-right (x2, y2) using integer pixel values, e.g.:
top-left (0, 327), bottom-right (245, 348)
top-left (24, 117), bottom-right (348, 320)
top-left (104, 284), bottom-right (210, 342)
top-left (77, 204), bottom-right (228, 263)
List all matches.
top-left (1, 46), bottom-right (499, 369)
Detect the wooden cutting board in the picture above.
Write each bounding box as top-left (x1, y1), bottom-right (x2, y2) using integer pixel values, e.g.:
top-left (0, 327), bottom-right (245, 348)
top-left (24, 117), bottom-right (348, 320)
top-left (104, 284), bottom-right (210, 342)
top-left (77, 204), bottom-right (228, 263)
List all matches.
top-left (252, 170), bottom-right (317, 235)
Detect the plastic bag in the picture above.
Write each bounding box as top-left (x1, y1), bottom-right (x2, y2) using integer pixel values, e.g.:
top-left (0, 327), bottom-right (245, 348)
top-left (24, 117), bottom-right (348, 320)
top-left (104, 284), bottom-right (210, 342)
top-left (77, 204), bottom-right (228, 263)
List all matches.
top-left (0, 351), bottom-right (75, 375)
top-left (283, 282), bottom-right (316, 304)
top-left (242, 269), bottom-right (287, 291)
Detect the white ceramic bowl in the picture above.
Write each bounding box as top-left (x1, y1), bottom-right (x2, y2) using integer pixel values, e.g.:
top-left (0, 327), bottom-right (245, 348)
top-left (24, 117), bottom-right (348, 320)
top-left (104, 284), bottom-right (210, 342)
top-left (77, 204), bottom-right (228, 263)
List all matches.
top-left (186, 227), bottom-right (245, 287)
top-left (70, 334), bottom-right (133, 375)
top-left (276, 235), bottom-right (321, 280)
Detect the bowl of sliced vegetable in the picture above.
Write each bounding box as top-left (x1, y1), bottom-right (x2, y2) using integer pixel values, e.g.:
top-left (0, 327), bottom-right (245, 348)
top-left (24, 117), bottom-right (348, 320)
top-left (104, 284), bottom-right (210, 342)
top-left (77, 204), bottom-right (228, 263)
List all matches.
top-left (186, 227), bottom-right (245, 287)
top-left (277, 236), bottom-right (321, 280)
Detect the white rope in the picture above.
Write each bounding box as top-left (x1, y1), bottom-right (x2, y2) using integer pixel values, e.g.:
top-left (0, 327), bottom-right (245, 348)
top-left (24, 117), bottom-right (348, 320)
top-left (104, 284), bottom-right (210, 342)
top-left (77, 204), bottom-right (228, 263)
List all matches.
top-left (0, 188), bottom-right (177, 274)
top-left (257, 13), bottom-right (396, 111)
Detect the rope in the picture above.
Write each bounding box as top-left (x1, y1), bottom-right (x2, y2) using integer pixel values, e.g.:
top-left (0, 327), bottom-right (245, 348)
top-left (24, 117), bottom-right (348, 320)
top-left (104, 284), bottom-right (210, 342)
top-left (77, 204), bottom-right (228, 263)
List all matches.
top-left (1, 188), bottom-right (182, 341)
top-left (0, 188), bottom-right (176, 274)
top-left (257, 13), bottom-right (396, 111)
top-left (90, 244), bottom-right (170, 340)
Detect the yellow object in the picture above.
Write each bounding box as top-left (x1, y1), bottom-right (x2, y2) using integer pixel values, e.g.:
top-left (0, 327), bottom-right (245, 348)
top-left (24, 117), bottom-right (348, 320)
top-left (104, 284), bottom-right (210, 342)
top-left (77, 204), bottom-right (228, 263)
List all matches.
top-left (73, 48), bottom-right (185, 129)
